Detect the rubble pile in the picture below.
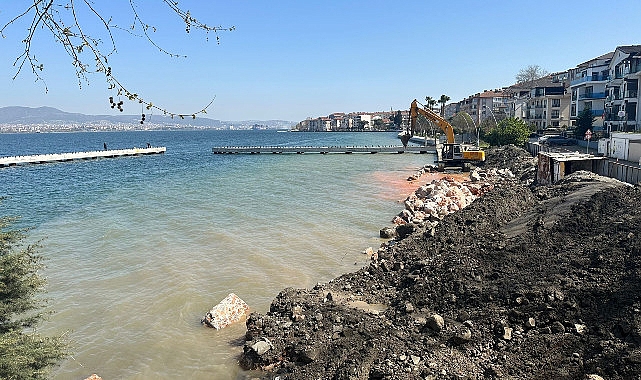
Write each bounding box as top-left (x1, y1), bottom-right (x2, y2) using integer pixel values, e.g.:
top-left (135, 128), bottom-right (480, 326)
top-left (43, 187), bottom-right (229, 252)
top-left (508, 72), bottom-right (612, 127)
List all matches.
top-left (238, 146), bottom-right (641, 380)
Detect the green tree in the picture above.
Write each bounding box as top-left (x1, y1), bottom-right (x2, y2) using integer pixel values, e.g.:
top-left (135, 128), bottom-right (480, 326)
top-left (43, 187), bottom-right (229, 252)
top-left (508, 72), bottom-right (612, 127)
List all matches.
top-left (425, 96), bottom-right (437, 112)
top-left (0, 214), bottom-right (68, 379)
top-left (393, 110), bottom-right (403, 129)
top-left (438, 94), bottom-right (450, 116)
top-left (575, 107), bottom-right (595, 138)
top-left (485, 117), bottom-right (532, 146)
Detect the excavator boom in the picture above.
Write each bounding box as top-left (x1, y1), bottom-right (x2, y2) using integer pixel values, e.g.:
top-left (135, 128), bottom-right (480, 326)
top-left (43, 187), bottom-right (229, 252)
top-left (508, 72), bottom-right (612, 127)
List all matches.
top-left (410, 99), bottom-right (455, 143)
top-left (408, 98), bottom-right (485, 170)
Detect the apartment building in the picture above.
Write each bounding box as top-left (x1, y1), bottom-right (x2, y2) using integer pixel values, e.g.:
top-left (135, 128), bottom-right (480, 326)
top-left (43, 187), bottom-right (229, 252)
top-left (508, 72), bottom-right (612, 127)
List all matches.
top-left (520, 72), bottom-right (571, 131)
top-left (458, 89), bottom-right (511, 127)
top-left (604, 45), bottom-right (641, 132)
top-left (569, 52), bottom-right (613, 131)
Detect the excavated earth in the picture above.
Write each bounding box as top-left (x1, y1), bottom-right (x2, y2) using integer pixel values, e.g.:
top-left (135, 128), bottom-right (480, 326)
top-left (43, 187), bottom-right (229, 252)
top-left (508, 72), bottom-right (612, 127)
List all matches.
top-left (239, 145), bottom-right (641, 380)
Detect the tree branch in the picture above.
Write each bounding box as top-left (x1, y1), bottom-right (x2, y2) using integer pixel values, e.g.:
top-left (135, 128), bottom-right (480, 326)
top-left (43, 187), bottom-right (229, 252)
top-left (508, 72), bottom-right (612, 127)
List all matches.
top-left (1, 1), bottom-right (233, 118)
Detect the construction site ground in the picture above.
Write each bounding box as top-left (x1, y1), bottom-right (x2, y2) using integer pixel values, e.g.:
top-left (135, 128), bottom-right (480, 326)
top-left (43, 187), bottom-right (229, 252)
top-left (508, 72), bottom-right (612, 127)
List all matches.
top-left (239, 145), bottom-right (641, 380)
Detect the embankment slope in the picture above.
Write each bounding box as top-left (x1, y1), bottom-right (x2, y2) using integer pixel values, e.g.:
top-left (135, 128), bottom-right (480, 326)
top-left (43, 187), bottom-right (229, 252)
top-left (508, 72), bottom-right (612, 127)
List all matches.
top-left (240, 145), bottom-right (641, 380)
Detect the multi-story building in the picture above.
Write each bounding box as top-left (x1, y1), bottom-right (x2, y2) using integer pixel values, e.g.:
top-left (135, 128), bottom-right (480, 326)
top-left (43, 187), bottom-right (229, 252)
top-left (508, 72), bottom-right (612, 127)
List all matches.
top-left (569, 52), bottom-right (612, 131)
top-left (458, 89), bottom-right (511, 127)
top-left (605, 45), bottom-right (641, 132)
top-left (521, 72), bottom-right (571, 131)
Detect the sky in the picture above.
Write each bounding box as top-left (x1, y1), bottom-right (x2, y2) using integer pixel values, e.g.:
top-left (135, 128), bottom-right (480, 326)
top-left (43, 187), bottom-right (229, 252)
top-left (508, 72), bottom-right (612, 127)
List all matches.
top-left (1, 0), bottom-right (640, 122)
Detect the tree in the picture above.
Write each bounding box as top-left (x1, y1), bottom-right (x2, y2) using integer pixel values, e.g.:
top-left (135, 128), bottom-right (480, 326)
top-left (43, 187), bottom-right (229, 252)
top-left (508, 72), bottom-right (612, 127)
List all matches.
top-left (575, 107), bottom-right (595, 138)
top-left (1, 1), bottom-right (234, 119)
top-left (0, 213), bottom-right (68, 379)
top-left (515, 65), bottom-right (549, 85)
top-left (393, 110), bottom-right (403, 129)
top-left (450, 112), bottom-right (475, 138)
top-left (424, 96), bottom-right (437, 112)
top-left (484, 117), bottom-right (532, 147)
top-left (438, 94), bottom-right (450, 117)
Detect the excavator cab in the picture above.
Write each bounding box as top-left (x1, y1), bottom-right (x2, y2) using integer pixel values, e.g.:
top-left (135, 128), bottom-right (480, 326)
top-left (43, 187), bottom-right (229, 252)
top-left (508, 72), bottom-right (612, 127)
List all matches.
top-left (441, 143), bottom-right (463, 161)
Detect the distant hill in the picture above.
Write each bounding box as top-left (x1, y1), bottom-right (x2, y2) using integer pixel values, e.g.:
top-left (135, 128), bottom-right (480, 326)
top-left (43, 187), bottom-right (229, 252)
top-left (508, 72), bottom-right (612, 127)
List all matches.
top-left (0, 106), bottom-right (294, 129)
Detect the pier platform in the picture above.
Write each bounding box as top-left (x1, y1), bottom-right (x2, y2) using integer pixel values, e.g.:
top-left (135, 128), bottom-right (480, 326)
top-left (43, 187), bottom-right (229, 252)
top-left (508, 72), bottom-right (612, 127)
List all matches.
top-left (0, 147), bottom-right (166, 167)
top-left (212, 145), bottom-right (436, 154)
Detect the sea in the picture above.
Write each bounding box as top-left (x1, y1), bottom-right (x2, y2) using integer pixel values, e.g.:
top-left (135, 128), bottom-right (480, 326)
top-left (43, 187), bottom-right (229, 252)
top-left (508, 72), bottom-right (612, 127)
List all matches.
top-left (0, 130), bottom-right (435, 379)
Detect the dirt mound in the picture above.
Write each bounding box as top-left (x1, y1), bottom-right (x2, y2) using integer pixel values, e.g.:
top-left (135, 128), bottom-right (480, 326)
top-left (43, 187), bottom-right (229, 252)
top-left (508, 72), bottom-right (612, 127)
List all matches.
top-left (239, 147), bottom-right (641, 379)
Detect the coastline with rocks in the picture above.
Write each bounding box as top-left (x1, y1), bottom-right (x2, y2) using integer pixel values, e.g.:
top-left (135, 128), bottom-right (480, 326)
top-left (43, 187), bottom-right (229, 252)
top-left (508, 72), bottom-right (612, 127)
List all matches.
top-left (237, 145), bottom-right (641, 379)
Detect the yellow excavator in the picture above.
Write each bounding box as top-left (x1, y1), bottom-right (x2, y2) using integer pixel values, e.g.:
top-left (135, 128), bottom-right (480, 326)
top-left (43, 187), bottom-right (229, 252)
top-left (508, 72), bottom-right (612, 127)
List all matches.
top-left (408, 99), bottom-right (485, 171)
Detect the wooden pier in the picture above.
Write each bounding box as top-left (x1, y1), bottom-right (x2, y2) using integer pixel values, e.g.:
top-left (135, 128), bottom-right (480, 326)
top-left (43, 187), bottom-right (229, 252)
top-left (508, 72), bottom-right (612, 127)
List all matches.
top-left (212, 145), bottom-right (436, 155)
top-left (0, 147), bottom-right (166, 167)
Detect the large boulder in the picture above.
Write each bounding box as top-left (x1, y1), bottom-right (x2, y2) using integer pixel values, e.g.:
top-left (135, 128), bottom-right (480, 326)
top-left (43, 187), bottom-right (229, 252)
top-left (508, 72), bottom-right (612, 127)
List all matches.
top-left (201, 293), bottom-right (249, 329)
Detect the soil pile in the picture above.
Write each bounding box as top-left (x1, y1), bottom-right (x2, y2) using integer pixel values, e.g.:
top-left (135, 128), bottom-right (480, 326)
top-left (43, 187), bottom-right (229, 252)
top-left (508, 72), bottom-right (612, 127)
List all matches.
top-left (239, 145), bottom-right (641, 379)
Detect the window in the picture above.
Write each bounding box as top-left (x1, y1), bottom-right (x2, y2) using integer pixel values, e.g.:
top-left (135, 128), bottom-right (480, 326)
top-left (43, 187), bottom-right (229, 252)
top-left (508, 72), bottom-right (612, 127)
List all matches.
top-left (552, 99), bottom-right (560, 107)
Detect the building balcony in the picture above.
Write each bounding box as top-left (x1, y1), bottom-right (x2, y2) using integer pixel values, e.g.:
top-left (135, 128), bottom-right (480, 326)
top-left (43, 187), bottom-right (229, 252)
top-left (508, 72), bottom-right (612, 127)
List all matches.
top-left (578, 92), bottom-right (606, 100)
top-left (625, 90), bottom-right (638, 99)
top-left (571, 109), bottom-right (604, 119)
top-left (570, 74), bottom-right (609, 86)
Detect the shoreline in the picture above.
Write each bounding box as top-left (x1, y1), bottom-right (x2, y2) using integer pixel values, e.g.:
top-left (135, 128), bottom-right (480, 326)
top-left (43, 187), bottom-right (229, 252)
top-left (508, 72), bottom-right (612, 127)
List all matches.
top-left (236, 145), bottom-right (641, 379)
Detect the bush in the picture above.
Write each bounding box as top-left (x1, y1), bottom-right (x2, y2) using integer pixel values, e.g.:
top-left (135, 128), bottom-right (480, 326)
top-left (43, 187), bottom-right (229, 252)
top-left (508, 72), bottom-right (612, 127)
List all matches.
top-left (0, 213), bottom-right (68, 379)
top-left (485, 118), bottom-right (532, 146)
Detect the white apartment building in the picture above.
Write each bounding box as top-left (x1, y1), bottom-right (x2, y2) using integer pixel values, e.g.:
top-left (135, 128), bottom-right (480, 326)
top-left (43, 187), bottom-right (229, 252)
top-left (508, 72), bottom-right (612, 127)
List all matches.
top-left (569, 52), bottom-right (613, 131)
top-left (605, 45), bottom-right (641, 132)
top-left (523, 72), bottom-right (571, 131)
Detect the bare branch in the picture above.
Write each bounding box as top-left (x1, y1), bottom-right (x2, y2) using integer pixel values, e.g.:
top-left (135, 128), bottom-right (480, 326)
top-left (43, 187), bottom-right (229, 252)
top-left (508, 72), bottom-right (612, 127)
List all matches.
top-left (1, 1), bottom-right (232, 118)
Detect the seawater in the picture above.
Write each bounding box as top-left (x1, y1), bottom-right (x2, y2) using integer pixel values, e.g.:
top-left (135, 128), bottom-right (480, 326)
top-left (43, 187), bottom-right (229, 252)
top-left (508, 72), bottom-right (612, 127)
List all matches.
top-left (0, 130), bottom-right (434, 379)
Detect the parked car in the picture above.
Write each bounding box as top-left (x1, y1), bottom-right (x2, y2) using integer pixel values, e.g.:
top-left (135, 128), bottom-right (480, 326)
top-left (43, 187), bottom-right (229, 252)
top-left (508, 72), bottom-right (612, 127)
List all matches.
top-left (538, 135), bottom-right (551, 143)
top-left (545, 136), bottom-right (575, 146)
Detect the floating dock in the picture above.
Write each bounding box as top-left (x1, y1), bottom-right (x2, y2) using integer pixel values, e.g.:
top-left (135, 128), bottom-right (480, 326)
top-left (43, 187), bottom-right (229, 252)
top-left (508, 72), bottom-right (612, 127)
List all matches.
top-left (212, 145), bottom-right (436, 154)
top-left (0, 147), bottom-right (166, 167)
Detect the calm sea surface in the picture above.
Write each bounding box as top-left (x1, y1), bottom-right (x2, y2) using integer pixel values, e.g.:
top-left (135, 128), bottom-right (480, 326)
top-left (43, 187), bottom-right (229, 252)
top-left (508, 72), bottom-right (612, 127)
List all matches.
top-left (0, 130), bottom-right (434, 379)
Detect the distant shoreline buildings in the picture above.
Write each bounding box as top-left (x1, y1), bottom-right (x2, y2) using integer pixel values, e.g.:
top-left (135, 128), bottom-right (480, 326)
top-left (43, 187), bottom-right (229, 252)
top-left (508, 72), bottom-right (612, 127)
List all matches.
top-left (297, 44), bottom-right (641, 135)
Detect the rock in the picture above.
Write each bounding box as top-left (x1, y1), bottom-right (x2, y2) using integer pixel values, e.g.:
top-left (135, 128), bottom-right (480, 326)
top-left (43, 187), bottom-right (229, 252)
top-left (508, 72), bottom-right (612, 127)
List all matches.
top-left (251, 340), bottom-right (272, 355)
top-left (380, 226), bottom-right (397, 239)
top-left (396, 223), bottom-right (416, 239)
top-left (502, 326), bottom-right (513, 340)
top-left (525, 317), bottom-right (536, 329)
top-left (84, 375), bottom-right (102, 380)
top-left (201, 293), bottom-right (250, 329)
top-left (470, 170), bottom-right (482, 182)
top-left (585, 375), bottom-right (604, 380)
top-left (291, 305), bottom-right (305, 322)
top-left (454, 327), bottom-right (472, 344)
top-left (405, 302), bottom-right (415, 313)
top-left (410, 355), bottom-right (421, 365)
top-left (551, 321), bottom-right (566, 334)
top-left (426, 314), bottom-right (445, 332)
top-left (298, 347), bottom-right (320, 363)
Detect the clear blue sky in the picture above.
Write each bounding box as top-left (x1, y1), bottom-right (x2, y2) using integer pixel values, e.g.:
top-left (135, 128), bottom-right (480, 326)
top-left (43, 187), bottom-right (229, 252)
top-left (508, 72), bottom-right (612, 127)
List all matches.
top-left (1, 0), bottom-right (640, 122)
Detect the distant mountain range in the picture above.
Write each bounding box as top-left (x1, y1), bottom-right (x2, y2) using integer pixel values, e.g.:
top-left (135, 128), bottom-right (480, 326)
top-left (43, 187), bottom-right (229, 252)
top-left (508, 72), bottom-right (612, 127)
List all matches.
top-left (0, 106), bottom-right (294, 129)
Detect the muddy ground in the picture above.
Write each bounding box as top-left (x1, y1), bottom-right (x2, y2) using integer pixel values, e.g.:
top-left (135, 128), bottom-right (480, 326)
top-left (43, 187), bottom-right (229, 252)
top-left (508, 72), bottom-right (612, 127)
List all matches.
top-left (239, 145), bottom-right (641, 380)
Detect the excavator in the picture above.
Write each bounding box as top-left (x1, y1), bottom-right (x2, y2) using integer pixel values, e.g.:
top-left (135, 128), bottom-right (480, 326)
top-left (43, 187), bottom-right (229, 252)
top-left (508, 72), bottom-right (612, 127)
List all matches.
top-left (408, 99), bottom-right (485, 171)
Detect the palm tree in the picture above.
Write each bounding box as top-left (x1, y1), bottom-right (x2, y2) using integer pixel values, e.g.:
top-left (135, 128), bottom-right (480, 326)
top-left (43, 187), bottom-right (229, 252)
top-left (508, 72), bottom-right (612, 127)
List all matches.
top-left (424, 96), bottom-right (437, 112)
top-left (438, 94), bottom-right (451, 117)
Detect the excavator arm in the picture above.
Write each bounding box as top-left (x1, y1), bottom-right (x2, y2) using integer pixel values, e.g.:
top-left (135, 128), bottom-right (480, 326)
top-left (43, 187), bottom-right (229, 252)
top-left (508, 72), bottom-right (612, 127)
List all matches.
top-left (409, 99), bottom-right (455, 143)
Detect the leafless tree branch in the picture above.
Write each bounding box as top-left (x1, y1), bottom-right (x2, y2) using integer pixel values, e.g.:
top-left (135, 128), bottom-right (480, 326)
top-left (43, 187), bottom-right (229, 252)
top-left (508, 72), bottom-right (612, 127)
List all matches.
top-left (1, 0), bottom-right (234, 118)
